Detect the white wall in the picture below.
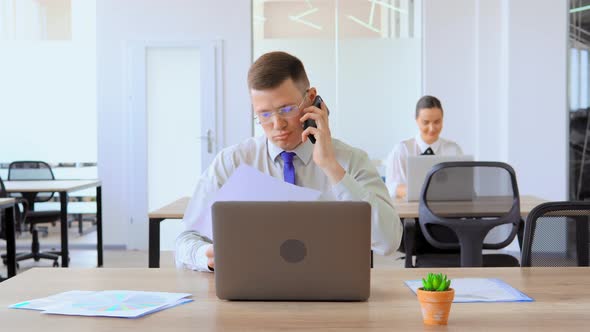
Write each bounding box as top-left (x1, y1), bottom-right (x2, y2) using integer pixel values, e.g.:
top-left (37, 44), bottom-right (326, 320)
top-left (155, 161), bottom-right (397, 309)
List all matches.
top-left (96, 0), bottom-right (252, 247)
top-left (506, 0), bottom-right (568, 201)
top-left (423, 0), bottom-right (567, 200)
top-left (0, 0), bottom-right (96, 163)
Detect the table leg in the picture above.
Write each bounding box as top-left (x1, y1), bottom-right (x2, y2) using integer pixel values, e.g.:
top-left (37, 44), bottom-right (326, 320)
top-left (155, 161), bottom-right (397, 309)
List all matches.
top-left (149, 218), bottom-right (164, 268)
top-left (60, 191), bottom-right (69, 267)
top-left (5, 204), bottom-right (17, 278)
top-left (96, 186), bottom-right (103, 267)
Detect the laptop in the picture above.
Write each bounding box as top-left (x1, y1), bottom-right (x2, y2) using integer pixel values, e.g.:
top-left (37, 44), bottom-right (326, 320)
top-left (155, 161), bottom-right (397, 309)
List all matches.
top-left (406, 155), bottom-right (474, 201)
top-left (212, 201), bottom-right (371, 301)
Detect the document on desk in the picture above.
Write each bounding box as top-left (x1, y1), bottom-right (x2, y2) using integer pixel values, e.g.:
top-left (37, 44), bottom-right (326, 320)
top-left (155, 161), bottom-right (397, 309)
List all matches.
top-left (194, 165), bottom-right (322, 240)
top-left (10, 290), bottom-right (192, 318)
top-left (405, 278), bottom-right (534, 303)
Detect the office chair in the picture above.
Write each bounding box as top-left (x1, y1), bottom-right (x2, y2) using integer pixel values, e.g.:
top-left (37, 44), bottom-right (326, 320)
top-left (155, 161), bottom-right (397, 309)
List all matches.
top-left (0, 176), bottom-right (29, 274)
top-left (521, 201), bottom-right (590, 267)
top-left (7, 161), bottom-right (61, 267)
top-left (404, 161), bottom-right (522, 268)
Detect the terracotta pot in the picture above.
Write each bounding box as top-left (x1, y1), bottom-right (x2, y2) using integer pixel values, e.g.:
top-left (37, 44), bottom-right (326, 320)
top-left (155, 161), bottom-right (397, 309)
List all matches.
top-left (417, 288), bottom-right (455, 325)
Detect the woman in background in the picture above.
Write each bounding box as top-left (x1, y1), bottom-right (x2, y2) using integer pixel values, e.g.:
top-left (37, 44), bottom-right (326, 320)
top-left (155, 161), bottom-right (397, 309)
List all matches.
top-left (385, 95), bottom-right (463, 199)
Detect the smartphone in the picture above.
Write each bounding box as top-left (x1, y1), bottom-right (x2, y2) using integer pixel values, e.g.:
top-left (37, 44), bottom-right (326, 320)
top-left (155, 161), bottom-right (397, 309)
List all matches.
top-left (303, 95), bottom-right (323, 144)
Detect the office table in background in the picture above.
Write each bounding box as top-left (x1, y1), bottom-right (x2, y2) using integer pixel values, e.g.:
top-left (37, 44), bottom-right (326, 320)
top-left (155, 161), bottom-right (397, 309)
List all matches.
top-left (147, 196), bottom-right (547, 268)
top-left (393, 195), bottom-right (547, 219)
top-left (0, 267), bottom-right (588, 330)
top-left (0, 198), bottom-right (16, 279)
top-left (148, 197), bottom-right (189, 268)
top-left (4, 180), bottom-right (103, 268)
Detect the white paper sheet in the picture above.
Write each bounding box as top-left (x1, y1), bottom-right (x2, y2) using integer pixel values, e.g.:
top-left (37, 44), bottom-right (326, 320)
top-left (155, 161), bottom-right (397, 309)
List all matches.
top-left (10, 291), bottom-right (95, 311)
top-left (405, 278), bottom-right (533, 303)
top-left (10, 290), bottom-right (193, 318)
top-left (194, 165), bottom-right (323, 240)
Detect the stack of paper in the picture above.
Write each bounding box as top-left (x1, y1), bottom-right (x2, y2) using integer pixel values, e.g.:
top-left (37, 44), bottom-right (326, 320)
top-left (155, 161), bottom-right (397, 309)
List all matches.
top-left (10, 290), bottom-right (192, 318)
top-left (405, 278), bottom-right (533, 303)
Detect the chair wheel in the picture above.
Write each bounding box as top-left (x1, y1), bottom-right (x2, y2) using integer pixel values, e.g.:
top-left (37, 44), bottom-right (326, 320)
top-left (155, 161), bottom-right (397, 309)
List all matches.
top-left (53, 261), bottom-right (59, 268)
top-left (16, 263), bottom-right (20, 270)
top-left (34, 257), bottom-right (40, 262)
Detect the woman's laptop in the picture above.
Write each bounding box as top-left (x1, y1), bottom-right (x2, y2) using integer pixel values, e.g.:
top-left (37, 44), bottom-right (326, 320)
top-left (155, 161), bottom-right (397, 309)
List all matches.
top-left (212, 201), bottom-right (371, 301)
top-left (406, 155), bottom-right (474, 201)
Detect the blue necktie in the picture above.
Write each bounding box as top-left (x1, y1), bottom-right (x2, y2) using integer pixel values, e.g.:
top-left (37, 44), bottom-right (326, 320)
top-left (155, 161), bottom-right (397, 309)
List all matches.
top-left (280, 151), bottom-right (296, 185)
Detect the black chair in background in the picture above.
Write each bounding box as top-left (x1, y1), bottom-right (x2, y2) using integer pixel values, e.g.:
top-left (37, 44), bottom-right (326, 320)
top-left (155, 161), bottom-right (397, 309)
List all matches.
top-left (404, 161), bottom-right (522, 268)
top-left (7, 161), bottom-right (61, 267)
top-left (521, 201), bottom-right (590, 267)
top-left (1, 176), bottom-right (29, 276)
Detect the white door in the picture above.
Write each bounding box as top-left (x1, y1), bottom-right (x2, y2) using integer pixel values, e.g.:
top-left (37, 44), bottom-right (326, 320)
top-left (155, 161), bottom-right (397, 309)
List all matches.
top-left (127, 41), bottom-right (223, 250)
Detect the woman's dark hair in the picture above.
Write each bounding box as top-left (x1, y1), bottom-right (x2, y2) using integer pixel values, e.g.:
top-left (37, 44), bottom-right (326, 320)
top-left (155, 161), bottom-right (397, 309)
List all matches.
top-left (415, 95), bottom-right (443, 118)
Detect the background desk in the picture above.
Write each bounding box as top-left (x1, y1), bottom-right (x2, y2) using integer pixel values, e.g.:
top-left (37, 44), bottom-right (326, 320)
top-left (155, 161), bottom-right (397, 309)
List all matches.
top-left (0, 267), bottom-right (588, 330)
top-left (4, 180), bottom-right (103, 268)
top-left (0, 198), bottom-right (16, 279)
top-left (148, 197), bottom-right (189, 268)
top-left (148, 196), bottom-right (548, 268)
top-left (393, 195), bottom-right (547, 219)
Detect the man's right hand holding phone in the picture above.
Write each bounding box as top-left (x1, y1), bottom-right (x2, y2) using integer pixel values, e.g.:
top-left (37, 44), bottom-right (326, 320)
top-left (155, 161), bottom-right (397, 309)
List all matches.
top-left (300, 94), bottom-right (345, 186)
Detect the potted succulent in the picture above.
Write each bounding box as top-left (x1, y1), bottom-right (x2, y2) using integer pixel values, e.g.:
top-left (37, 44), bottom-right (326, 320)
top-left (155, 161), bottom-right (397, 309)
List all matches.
top-left (417, 273), bottom-right (454, 325)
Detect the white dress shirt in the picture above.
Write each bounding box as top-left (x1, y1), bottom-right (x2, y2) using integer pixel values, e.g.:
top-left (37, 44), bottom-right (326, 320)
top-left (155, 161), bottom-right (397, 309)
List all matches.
top-left (175, 135), bottom-right (402, 272)
top-left (384, 135), bottom-right (463, 197)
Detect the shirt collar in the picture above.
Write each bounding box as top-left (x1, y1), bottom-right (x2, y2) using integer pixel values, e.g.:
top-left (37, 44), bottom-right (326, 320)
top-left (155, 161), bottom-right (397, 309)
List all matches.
top-left (267, 138), bottom-right (314, 166)
top-left (415, 134), bottom-right (441, 154)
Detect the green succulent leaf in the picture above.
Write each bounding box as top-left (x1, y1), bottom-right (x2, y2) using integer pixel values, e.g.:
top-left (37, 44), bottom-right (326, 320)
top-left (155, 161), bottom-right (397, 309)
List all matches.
top-left (421, 273), bottom-right (451, 291)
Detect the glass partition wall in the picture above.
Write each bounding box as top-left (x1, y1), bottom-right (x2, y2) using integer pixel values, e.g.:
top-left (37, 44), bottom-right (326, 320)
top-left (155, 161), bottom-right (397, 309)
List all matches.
top-left (253, 0), bottom-right (422, 173)
top-left (570, 0), bottom-right (590, 200)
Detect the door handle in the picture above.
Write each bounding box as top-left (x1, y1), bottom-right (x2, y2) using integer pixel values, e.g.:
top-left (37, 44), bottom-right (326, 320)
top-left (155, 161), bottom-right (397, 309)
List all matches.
top-left (198, 129), bottom-right (213, 153)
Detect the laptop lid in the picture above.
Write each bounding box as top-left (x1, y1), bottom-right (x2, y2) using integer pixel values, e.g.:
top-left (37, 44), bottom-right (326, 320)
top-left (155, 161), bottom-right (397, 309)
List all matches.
top-left (406, 155), bottom-right (474, 201)
top-left (212, 201), bottom-right (371, 301)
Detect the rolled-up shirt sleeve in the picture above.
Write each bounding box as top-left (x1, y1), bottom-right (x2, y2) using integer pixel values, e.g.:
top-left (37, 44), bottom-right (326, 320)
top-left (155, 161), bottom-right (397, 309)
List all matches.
top-left (175, 152), bottom-right (231, 272)
top-left (175, 230), bottom-right (213, 272)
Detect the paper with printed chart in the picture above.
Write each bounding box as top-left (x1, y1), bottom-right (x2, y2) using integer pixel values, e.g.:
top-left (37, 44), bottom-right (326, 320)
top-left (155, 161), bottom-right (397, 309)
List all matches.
top-left (10, 290), bottom-right (192, 318)
top-left (194, 164), bottom-right (322, 240)
top-left (404, 278), bottom-right (534, 303)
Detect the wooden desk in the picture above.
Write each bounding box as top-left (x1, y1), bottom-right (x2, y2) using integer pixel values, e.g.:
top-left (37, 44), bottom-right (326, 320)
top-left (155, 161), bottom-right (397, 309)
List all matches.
top-left (0, 198), bottom-right (16, 279)
top-left (4, 180), bottom-right (103, 268)
top-left (148, 196), bottom-right (548, 268)
top-left (148, 197), bottom-right (189, 268)
top-left (393, 195), bottom-right (547, 219)
top-left (0, 267), bottom-right (588, 330)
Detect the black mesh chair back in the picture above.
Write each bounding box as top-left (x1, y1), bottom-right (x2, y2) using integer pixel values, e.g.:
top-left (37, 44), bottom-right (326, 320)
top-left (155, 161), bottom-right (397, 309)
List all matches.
top-left (0, 176), bottom-right (27, 242)
top-left (418, 161), bottom-right (521, 267)
top-left (521, 201), bottom-right (590, 267)
top-left (8, 161), bottom-right (56, 203)
top-left (0, 176), bottom-right (7, 239)
top-left (0, 175), bottom-right (6, 199)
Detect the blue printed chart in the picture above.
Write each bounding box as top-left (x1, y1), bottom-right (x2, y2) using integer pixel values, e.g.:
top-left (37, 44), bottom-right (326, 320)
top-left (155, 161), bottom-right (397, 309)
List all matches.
top-left (11, 290), bottom-right (192, 318)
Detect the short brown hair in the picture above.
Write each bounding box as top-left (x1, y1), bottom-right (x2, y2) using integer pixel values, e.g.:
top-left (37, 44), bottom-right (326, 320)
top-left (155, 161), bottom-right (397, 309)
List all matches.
top-left (415, 95), bottom-right (444, 118)
top-left (248, 51), bottom-right (310, 92)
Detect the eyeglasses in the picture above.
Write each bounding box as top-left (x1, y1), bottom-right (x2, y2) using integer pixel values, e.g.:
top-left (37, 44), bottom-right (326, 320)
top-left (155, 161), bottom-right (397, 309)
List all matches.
top-left (254, 92), bottom-right (308, 124)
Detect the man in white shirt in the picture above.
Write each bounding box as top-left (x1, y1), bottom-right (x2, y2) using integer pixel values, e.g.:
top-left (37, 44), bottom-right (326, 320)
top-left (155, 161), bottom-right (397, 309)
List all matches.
top-left (176, 51), bottom-right (402, 272)
top-left (385, 95), bottom-right (463, 199)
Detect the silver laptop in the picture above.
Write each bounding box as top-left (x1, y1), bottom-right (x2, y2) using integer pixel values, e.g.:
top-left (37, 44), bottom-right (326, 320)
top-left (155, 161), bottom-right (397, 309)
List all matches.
top-left (406, 155), bottom-right (474, 201)
top-left (212, 201), bottom-right (371, 301)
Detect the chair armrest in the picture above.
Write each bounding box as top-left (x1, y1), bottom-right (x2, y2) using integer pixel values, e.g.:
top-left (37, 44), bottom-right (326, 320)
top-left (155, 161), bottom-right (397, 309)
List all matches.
top-left (403, 218), bottom-right (417, 268)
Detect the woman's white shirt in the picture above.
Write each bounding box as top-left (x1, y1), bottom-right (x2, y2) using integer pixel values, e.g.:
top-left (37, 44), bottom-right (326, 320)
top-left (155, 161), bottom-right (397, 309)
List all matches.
top-left (384, 135), bottom-right (463, 197)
